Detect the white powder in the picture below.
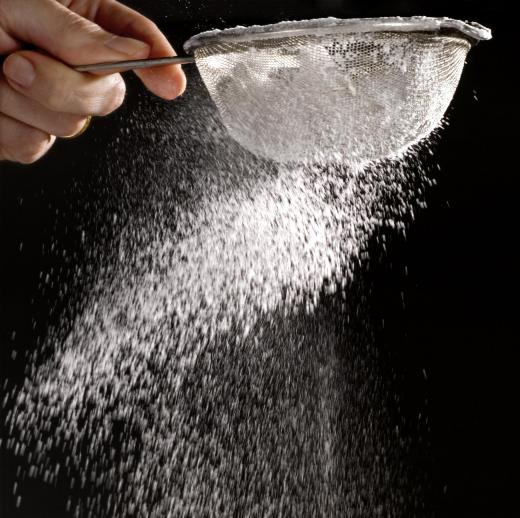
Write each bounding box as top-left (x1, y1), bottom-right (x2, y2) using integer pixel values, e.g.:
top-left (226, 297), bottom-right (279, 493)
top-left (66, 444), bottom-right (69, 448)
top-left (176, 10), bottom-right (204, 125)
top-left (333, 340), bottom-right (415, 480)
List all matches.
top-left (3, 69), bottom-right (435, 517)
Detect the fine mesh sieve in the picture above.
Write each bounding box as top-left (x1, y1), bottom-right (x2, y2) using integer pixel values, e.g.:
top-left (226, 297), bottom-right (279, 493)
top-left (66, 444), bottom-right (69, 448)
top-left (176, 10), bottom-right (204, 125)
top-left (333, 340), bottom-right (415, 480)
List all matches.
top-left (77, 17), bottom-right (491, 164)
top-left (184, 17), bottom-right (491, 163)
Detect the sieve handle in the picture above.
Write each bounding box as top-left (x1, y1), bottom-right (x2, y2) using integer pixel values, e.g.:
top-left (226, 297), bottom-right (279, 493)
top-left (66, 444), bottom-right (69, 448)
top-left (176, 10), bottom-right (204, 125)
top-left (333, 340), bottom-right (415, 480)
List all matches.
top-left (74, 56), bottom-right (195, 73)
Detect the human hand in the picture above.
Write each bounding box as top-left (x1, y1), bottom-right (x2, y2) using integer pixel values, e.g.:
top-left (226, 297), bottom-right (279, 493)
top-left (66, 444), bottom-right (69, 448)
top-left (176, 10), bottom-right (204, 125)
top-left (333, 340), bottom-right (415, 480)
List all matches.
top-left (0, 0), bottom-right (186, 164)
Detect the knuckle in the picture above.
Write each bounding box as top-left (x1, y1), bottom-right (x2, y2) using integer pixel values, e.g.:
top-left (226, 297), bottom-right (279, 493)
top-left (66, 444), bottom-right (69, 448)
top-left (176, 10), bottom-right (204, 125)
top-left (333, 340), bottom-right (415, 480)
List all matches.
top-left (41, 72), bottom-right (126, 117)
top-left (60, 10), bottom-right (97, 45)
top-left (97, 77), bottom-right (126, 116)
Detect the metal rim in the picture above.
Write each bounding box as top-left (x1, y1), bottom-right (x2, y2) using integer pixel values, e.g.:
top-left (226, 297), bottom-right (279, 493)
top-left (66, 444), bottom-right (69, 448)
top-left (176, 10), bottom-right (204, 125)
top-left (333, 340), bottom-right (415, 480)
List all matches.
top-left (184, 16), bottom-right (491, 53)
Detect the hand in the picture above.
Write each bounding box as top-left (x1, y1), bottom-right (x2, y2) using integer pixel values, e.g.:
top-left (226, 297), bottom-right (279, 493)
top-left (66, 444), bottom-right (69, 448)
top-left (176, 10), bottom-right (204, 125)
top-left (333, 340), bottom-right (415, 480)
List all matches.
top-left (0, 0), bottom-right (186, 164)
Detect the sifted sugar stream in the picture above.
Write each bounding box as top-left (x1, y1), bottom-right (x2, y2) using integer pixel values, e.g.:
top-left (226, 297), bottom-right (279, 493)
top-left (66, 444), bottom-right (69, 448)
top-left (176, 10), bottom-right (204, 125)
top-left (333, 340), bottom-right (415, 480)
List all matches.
top-left (2, 71), bottom-right (436, 517)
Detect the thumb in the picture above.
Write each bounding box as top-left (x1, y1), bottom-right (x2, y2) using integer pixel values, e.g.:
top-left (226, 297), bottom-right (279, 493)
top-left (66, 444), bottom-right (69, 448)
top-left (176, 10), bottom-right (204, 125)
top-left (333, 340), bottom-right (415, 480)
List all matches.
top-left (1, 0), bottom-right (150, 65)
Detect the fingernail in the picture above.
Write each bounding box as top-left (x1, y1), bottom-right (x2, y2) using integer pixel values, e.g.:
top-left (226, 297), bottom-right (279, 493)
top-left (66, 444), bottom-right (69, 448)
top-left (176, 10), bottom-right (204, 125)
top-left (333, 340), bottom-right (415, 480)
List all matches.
top-left (105, 36), bottom-right (150, 58)
top-left (4, 55), bottom-right (36, 87)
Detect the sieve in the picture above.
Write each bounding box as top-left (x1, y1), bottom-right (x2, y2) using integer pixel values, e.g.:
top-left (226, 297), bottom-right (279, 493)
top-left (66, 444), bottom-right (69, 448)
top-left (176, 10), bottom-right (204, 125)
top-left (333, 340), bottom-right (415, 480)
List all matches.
top-left (76, 17), bottom-right (491, 163)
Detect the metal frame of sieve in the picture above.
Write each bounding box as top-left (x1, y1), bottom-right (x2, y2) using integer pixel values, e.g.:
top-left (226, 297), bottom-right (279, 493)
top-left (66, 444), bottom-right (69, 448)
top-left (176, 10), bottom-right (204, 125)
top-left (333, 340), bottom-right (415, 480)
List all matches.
top-left (183, 16), bottom-right (492, 53)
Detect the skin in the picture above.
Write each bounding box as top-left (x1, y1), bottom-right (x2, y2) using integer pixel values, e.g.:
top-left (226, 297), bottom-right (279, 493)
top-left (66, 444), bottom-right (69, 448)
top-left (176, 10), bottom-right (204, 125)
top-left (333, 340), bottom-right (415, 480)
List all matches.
top-left (0, 0), bottom-right (187, 164)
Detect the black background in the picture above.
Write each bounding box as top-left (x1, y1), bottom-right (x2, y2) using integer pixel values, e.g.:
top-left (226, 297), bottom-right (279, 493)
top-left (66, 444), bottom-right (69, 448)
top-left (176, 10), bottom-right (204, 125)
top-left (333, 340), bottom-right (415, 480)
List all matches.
top-left (0, 1), bottom-right (516, 517)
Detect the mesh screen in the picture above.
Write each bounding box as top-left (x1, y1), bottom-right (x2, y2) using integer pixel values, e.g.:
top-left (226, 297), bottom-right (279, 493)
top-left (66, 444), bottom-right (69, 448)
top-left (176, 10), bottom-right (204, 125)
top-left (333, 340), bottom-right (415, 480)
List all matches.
top-left (194, 32), bottom-right (470, 163)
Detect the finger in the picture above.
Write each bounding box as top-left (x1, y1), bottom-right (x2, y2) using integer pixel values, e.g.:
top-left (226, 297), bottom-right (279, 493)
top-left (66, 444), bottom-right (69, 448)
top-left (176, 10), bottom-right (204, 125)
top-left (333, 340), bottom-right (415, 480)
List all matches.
top-left (0, 0), bottom-right (151, 65)
top-left (0, 112), bottom-right (55, 164)
top-left (0, 25), bottom-right (21, 55)
top-left (0, 76), bottom-right (90, 137)
top-left (3, 51), bottom-right (126, 117)
top-left (96, 1), bottom-right (186, 100)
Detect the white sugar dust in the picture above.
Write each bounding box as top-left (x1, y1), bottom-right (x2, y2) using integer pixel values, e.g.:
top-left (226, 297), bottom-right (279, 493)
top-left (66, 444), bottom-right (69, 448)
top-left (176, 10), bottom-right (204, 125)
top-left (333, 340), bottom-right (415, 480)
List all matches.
top-left (2, 71), bottom-right (436, 517)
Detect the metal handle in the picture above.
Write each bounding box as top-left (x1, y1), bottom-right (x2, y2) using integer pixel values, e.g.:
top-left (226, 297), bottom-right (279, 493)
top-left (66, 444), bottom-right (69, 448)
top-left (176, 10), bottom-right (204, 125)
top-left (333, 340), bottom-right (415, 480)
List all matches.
top-left (75, 56), bottom-right (195, 73)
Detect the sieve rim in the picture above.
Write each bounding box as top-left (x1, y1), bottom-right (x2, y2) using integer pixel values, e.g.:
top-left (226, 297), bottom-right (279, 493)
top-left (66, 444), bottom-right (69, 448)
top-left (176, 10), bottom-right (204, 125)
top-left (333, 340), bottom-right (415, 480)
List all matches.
top-left (184, 16), bottom-right (491, 54)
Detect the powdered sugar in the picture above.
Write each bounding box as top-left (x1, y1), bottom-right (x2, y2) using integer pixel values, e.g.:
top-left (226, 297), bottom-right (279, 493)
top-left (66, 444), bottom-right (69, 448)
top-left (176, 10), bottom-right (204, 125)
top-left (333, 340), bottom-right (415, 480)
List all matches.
top-left (1, 40), bottom-right (458, 516)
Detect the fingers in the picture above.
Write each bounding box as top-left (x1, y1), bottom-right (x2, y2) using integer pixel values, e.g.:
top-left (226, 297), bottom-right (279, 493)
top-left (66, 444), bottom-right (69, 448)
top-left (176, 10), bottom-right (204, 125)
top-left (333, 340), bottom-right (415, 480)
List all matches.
top-left (96, 1), bottom-right (187, 100)
top-left (0, 0), bottom-right (151, 65)
top-left (0, 46), bottom-right (124, 165)
top-left (3, 51), bottom-right (126, 117)
top-left (0, 22), bottom-right (20, 55)
top-left (131, 19), bottom-right (187, 101)
top-left (1, 0), bottom-right (185, 101)
top-left (0, 76), bottom-right (90, 138)
top-left (0, 0), bottom-right (187, 166)
top-left (0, 112), bottom-right (55, 164)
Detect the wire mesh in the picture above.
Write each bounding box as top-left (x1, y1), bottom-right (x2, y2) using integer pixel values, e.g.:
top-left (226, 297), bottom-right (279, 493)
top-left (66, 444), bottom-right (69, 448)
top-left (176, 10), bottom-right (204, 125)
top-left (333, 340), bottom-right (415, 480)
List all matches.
top-left (194, 31), bottom-right (471, 163)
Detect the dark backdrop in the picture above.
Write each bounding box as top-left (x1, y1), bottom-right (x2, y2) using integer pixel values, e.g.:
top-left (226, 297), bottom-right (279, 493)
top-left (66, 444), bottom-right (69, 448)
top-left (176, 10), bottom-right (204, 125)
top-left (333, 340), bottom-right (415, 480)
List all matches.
top-left (1, 1), bottom-right (516, 517)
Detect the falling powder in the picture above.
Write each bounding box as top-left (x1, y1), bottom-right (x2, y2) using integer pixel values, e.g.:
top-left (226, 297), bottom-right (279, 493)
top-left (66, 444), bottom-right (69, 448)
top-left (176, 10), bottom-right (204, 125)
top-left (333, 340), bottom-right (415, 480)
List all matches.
top-left (2, 70), bottom-right (437, 517)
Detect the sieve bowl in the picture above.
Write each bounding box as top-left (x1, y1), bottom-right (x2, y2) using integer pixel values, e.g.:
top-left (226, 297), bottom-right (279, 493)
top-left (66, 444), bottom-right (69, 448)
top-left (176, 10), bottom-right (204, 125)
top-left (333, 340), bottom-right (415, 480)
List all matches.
top-left (184, 17), bottom-right (491, 164)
